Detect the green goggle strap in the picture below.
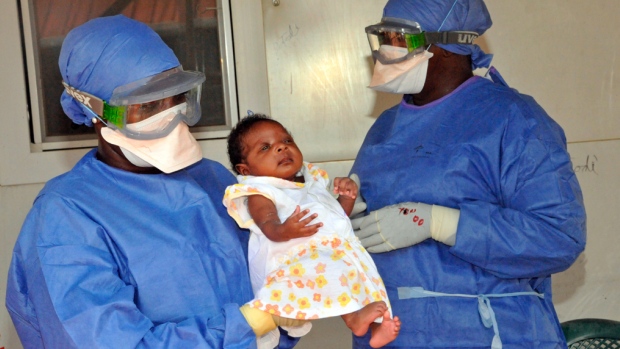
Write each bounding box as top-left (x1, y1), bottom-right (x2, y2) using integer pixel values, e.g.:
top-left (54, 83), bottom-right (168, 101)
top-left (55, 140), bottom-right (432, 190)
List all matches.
top-left (404, 33), bottom-right (427, 52)
top-left (62, 81), bottom-right (127, 129)
top-left (102, 103), bottom-right (126, 129)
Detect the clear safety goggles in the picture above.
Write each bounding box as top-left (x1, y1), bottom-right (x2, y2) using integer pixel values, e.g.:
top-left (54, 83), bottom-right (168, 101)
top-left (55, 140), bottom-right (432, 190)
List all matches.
top-left (63, 67), bottom-right (206, 140)
top-left (365, 17), bottom-right (479, 65)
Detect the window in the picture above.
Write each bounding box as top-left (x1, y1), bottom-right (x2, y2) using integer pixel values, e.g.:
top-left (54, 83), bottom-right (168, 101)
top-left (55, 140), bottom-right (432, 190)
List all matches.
top-left (22, 0), bottom-right (238, 150)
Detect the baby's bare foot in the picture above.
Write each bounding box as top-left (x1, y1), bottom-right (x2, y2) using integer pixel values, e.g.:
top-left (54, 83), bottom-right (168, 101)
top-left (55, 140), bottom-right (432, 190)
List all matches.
top-left (369, 312), bottom-right (401, 348)
top-left (341, 301), bottom-right (388, 336)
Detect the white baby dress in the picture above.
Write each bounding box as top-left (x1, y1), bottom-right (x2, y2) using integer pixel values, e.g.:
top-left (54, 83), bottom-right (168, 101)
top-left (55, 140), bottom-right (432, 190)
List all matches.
top-left (223, 163), bottom-right (390, 348)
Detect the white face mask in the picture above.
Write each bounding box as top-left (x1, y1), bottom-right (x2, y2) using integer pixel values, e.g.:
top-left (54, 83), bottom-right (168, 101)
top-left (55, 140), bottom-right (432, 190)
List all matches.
top-left (369, 46), bottom-right (434, 95)
top-left (120, 147), bottom-right (153, 168)
top-left (101, 120), bottom-right (203, 174)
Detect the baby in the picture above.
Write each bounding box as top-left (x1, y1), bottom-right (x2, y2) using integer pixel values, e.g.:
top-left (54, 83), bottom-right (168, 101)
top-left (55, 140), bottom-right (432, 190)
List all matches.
top-left (223, 114), bottom-right (400, 348)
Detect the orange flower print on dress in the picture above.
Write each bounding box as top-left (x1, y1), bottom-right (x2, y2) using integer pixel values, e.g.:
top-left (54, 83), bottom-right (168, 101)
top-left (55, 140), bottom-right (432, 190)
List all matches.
top-left (313, 293), bottom-right (322, 302)
top-left (331, 250), bottom-right (345, 261)
top-left (331, 238), bottom-right (342, 249)
top-left (265, 304), bottom-right (281, 316)
top-left (294, 280), bottom-right (305, 288)
top-left (246, 187), bottom-right (261, 194)
top-left (324, 297), bottom-right (333, 308)
top-left (289, 293), bottom-right (296, 301)
top-left (296, 311), bottom-right (307, 320)
top-left (316, 275), bottom-right (328, 288)
top-left (372, 291), bottom-right (382, 302)
top-left (360, 272), bottom-right (367, 282)
top-left (271, 290), bottom-right (282, 301)
top-left (252, 300), bottom-right (263, 308)
top-left (315, 262), bottom-right (326, 274)
top-left (298, 249), bottom-right (307, 257)
top-left (290, 263), bottom-right (306, 277)
top-left (339, 274), bottom-right (349, 286)
top-left (347, 270), bottom-right (357, 280)
top-left (362, 297), bottom-right (371, 306)
top-left (276, 269), bottom-right (285, 278)
top-left (310, 251), bottom-right (319, 260)
top-left (283, 304), bottom-right (295, 315)
top-left (297, 297), bottom-right (311, 309)
top-left (351, 283), bottom-right (361, 295)
top-left (306, 280), bottom-right (316, 289)
top-left (338, 293), bottom-right (352, 307)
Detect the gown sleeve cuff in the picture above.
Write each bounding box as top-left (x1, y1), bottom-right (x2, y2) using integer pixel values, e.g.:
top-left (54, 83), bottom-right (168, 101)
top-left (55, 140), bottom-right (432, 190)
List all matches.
top-left (219, 303), bottom-right (258, 348)
top-left (430, 205), bottom-right (460, 246)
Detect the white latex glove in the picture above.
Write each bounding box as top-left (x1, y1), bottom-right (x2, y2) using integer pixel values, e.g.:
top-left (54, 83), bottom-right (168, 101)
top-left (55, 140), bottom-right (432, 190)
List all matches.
top-left (352, 202), bottom-right (460, 253)
top-left (352, 202), bottom-right (432, 253)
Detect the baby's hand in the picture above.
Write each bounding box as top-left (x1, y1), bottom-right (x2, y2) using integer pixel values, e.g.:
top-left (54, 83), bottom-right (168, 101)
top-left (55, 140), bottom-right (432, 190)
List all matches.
top-left (333, 177), bottom-right (358, 200)
top-left (280, 206), bottom-right (323, 240)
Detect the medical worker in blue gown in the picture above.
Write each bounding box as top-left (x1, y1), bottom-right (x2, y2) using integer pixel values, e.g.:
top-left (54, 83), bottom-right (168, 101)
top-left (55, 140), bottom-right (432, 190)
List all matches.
top-left (350, 0), bottom-right (587, 348)
top-left (5, 15), bottom-right (296, 349)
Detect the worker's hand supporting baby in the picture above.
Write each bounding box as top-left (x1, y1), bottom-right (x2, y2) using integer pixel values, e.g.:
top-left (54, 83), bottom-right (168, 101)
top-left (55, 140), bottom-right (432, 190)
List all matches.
top-left (352, 202), bottom-right (433, 252)
top-left (351, 202), bottom-right (460, 252)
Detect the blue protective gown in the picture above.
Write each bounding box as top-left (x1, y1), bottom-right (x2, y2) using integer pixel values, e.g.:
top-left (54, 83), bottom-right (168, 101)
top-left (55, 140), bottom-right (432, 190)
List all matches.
top-left (6, 149), bottom-right (297, 348)
top-left (350, 76), bottom-right (586, 348)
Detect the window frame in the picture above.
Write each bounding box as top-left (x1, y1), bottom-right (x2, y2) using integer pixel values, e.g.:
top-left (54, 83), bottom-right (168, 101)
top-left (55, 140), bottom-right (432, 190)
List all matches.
top-left (0, 0), bottom-right (270, 186)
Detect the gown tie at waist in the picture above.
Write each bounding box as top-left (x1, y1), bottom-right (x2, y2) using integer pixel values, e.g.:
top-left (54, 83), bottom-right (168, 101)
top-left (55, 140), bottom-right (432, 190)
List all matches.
top-left (398, 286), bottom-right (544, 349)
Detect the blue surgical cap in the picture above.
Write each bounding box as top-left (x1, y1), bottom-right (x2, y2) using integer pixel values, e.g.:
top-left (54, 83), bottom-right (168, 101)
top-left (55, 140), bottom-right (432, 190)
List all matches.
top-left (59, 15), bottom-right (180, 126)
top-left (383, 0), bottom-right (493, 69)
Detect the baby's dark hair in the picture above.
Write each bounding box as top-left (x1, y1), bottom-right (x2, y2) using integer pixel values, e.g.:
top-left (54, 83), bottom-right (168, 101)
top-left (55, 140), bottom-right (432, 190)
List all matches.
top-left (227, 113), bottom-right (286, 174)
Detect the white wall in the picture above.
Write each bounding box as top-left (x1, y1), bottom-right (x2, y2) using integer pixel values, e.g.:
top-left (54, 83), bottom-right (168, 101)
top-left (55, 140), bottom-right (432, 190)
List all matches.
top-left (1, 1), bottom-right (619, 349)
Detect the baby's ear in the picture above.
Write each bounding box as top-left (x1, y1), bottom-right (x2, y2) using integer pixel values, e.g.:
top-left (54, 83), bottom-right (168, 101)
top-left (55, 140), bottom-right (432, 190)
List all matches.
top-left (235, 163), bottom-right (250, 175)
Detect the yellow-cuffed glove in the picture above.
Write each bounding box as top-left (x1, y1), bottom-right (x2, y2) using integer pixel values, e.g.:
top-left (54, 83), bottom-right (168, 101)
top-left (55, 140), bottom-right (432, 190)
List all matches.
top-left (239, 304), bottom-right (277, 337)
top-left (352, 202), bottom-right (460, 253)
